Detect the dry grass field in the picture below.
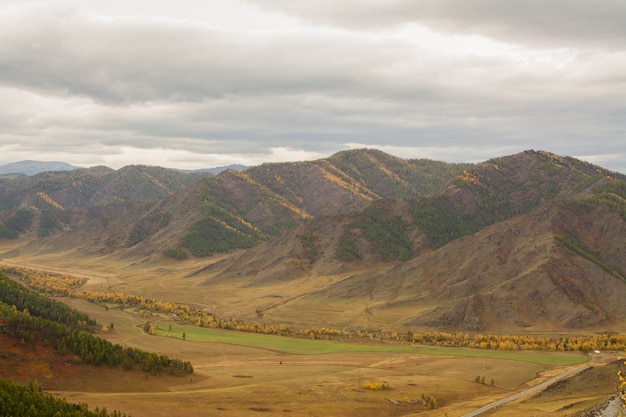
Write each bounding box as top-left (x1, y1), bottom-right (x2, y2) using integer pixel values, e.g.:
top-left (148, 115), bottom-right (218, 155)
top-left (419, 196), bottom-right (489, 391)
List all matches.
top-left (0, 251), bottom-right (622, 417)
top-left (23, 296), bottom-right (612, 417)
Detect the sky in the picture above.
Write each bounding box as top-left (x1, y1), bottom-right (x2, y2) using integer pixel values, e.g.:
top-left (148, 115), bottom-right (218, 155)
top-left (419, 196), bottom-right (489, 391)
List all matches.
top-left (0, 0), bottom-right (625, 173)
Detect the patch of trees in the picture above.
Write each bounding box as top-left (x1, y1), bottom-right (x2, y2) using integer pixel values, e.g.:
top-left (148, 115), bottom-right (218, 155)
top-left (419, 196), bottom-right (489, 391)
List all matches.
top-left (299, 232), bottom-right (319, 265)
top-left (106, 166), bottom-right (187, 202)
top-left (335, 233), bottom-right (362, 262)
top-left (4, 266), bottom-right (87, 296)
top-left (0, 301), bottom-right (192, 375)
top-left (127, 211), bottom-right (171, 246)
top-left (0, 272), bottom-right (95, 327)
top-left (555, 235), bottom-right (625, 282)
top-left (0, 208), bottom-right (34, 239)
top-left (182, 202), bottom-right (259, 256)
top-left (350, 206), bottom-right (413, 261)
top-left (0, 223), bottom-right (17, 239)
top-left (35, 172), bottom-right (75, 192)
top-left (410, 196), bottom-right (472, 248)
top-left (0, 273), bottom-right (193, 375)
top-left (589, 179), bottom-right (626, 221)
top-left (0, 192), bottom-right (18, 211)
top-left (409, 157), bottom-right (620, 248)
top-left (0, 378), bottom-right (131, 417)
top-left (362, 381), bottom-right (389, 390)
top-left (164, 247), bottom-right (188, 260)
top-left (38, 209), bottom-right (71, 237)
top-left (475, 375), bottom-right (494, 386)
top-left (327, 150), bottom-right (416, 198)
top-left (404, 331), bottom-right (626, 353)
top-left (410, 175), bottom-right (523, 249)
top-left (408, 159), bottom-right (475, 194)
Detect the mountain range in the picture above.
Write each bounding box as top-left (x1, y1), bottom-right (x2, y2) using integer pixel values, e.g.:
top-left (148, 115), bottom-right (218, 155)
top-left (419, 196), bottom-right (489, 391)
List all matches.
top-left (0, 160), bottom-right (247, 176)
top-left (0, 149), bottom-right (624, 333)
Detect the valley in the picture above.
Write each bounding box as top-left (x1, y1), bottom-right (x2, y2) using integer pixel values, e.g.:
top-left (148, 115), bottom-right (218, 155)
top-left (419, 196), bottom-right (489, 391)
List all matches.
top-left (1, 271), bottom-right (616, 417)
top-left (1, 149), bottom-right (626, 415)
top-left (0, 257), bottom-right (621, 417)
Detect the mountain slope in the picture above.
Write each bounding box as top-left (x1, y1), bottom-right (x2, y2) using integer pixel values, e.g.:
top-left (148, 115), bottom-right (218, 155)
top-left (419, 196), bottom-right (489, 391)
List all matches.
top-left (196, 195), bottom-right (625, 332)
top-left (0, 149), bottom-right (468, 258)
top-left (1, 149), bottom-right (625, 333)
top-left (191, 151), bottom-right (626, 332)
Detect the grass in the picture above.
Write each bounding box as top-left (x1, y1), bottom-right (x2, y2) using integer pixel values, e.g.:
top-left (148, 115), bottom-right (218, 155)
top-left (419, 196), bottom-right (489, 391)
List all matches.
top-left (153, 322), bottom-right (415, 354)
top-left (0, 258), bottom-right (611, 417)
top-left (0, 289), bottom-right (605, 417)
top-left (152, 322), bottom-right (588, 365)
top-left (413, 346), bottom-right (590, 366)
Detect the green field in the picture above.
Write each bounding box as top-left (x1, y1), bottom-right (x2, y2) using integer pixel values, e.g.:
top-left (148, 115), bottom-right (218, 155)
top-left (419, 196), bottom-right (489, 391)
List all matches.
top-left (412, 346), bottom-right (590, 366)
top-left (153, 322), bottom-right (415, 354)
top-left (152, 322), bottom-right (589, 365)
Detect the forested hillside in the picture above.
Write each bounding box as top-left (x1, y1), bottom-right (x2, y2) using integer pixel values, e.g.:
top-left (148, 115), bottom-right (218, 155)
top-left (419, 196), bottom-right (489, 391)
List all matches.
top-left (0, 273), bottom-right (193, 374)
top-left (0, 148), bottom-right (470, 258)
top-left (1, 149), bottom-right (625, 332)
top-left (187, 150), bottom-right (626, 331)
top-left (0, 378), bottom-right (130, 417)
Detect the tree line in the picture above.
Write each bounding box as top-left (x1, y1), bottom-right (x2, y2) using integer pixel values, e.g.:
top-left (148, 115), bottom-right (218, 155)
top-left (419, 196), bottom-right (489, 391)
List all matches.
top-left (6, 266), bottom-right (626, 354)
top-left (0, 208), bottom-right (33, 239)
top-left (0, 378), bottom-right (130, 417)
top-left (0, 271), bottom-right (95, 327)
top-left (0, 273), bottom-right (193, 375)
top-left (403, 330), bottom-right (626, 353)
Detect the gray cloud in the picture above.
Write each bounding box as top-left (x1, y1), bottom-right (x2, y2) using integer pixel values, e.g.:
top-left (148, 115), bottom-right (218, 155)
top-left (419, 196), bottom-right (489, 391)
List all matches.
top-left (253, 0), bottom-right (626, 49)
top-left (0, 1), bottom-right (624, 172)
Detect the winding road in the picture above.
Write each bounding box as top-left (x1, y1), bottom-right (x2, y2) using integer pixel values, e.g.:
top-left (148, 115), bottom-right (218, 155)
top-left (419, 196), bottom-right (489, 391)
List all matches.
top-left (461, 367), bottom-right (589, 417)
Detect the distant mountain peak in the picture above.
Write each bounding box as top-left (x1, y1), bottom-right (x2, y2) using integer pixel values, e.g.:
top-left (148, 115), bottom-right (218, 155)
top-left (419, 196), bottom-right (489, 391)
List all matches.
top-left (0, 160), bottom-right (81, 176)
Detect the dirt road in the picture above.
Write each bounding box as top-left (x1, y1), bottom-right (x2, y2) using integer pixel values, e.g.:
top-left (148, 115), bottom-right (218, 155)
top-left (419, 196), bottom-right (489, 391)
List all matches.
top-left (461, 367), bottom-right (589, 417)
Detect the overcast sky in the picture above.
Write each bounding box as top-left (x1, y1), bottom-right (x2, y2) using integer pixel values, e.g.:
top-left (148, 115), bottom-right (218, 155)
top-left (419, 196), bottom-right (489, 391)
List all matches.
top-left (1, 0), bottom-right (624, 172)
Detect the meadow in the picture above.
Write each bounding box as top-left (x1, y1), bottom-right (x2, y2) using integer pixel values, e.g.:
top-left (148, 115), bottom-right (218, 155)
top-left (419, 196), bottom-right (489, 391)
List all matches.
top-left (0, 258), bottom-right (619, 417)
top-left (51, 297), bottom-right (612, 417)
top-left (151, 321), bottom-right (589, 365)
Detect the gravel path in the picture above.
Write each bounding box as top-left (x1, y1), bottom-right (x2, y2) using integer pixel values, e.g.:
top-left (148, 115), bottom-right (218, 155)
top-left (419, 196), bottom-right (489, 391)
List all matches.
top-left (461, 368), bottom-right (589, 417)
top-left (578, 396), bottom-right (621, 417)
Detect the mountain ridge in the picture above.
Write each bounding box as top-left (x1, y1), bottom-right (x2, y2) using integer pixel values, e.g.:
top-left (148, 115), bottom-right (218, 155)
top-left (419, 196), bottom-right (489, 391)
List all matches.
top-left (0, 149), bottom-right (624, 332)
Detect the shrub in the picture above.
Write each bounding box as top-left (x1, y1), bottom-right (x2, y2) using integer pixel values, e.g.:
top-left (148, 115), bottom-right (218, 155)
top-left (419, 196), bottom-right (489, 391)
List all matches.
top-left (165, 247), bottom-right (188, 260)
top-left (362, 381), bottom-right (389, 390)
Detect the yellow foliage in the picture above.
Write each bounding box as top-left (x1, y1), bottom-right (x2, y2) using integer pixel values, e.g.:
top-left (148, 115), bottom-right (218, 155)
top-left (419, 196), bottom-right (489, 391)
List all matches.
top-left (37, 192), bottom-right (64, 210)
top-left (228, 170), bottom-right (310, 219)
top-left (456, 170), bottom-right (481, 186)
top-left (318, 165), bottom-right (377, 201)
top-left (362, 381), bottom-right (389, 390)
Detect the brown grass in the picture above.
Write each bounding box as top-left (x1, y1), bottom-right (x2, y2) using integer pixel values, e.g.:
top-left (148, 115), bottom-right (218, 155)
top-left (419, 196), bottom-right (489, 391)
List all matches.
top-left (5, 297), bottom-right (615, 417)
top-left (0, 253), bottom-right (621, 417)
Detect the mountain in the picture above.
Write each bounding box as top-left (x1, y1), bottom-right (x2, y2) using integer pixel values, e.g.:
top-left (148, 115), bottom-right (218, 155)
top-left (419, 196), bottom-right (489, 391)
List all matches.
top-left (188, 150), bottom-right (626, 332)
top-left (172, 164), bottom-right (248, 175)
top-left (0, 149), bottom-right (624, 333)
top-left (0, 160), bottom-right (81, 175)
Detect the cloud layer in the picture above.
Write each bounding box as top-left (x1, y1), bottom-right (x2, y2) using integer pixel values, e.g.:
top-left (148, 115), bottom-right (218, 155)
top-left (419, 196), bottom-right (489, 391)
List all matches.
top-left (0, 0), bottom-right (624, 172)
